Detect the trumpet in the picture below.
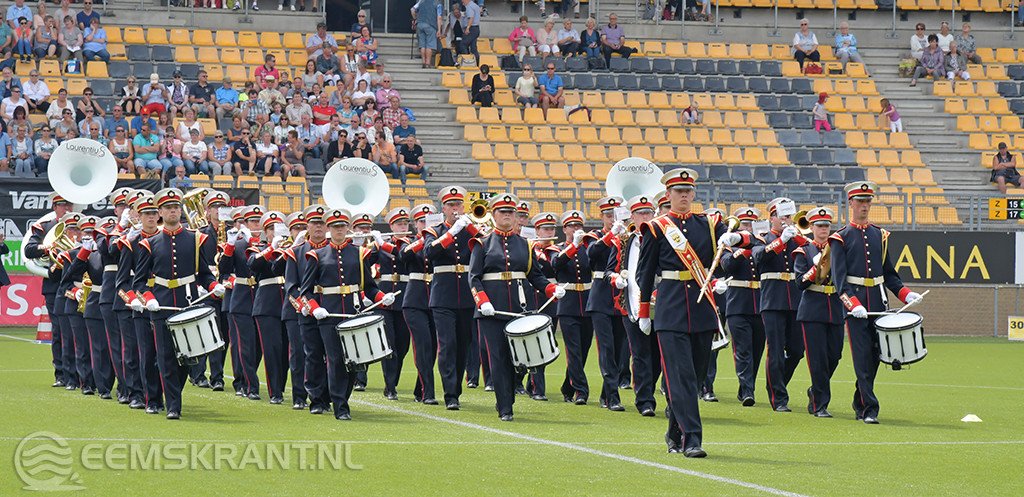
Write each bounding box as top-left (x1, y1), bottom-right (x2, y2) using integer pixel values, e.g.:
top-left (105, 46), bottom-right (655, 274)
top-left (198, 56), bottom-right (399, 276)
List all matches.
top-left (345, 231), bottom-right (412, 239)
top-left (792, 210), bottom-right (814, 237)
top-left (814, 243), bottom-right (832, 285)
top-left (467, 199), bottom-right (493, 229)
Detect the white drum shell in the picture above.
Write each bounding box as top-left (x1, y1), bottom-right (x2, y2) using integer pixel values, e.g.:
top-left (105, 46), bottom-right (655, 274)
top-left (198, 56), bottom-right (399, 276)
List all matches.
top-left (166, 306), bottom-right (224, 363)
top-left (335, 315), bottom-right (392, 367)
top-left (875, 312), bottom-right (927, 368)
top-left (504, 314), bottom-right (560, 368)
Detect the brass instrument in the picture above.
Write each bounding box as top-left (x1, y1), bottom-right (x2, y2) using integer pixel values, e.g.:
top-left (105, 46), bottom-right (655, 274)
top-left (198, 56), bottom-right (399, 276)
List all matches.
top-left (793, 210), bottom-right (814, 236)
top-left (78, 273), bottom-right (91, 313)
top-left (697, 216), bottom-right (741, 303)
top-left (346, 231), bottom-right (412, 239)
top-left (277, 235), bottom-right (295, 250)
top-left (44, 221), bottom-right (77, 263)
top-left (467, 199), bottom-right (494, 231)
top-left (182, 188), bottom-right (210, 231)
top-left (814, 243), bottom-right (832, 285)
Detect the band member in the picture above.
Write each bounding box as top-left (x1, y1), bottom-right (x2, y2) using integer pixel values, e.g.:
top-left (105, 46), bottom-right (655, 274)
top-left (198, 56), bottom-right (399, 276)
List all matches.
top-left (637, 168), bottom-right (749, 457)
top-left (55, 213), bottom-right (95, 395)
top-left (99, 190), bottom-right (131, 403)
top-left (753, 198), bottom-right (808, 412)
top-left (249, 211), bottom-right (288, 404)
top-left (133, 188), bottom-right (222, 419)
top-left (831, 182), bottom-right (921, 424)
top-left (554, 210), bottom-right (593, 405)
top-left (607, 195), bottom-right (660, 416)
top-left (469, 193), bottom-right (564, 421)
top-left (657, 194), bottom-right (670, 216)
top-left (402, 204), bottom-right (439, 404)
top-left (223, 207), bottom-right (245, 395)
top-left (287, 204), bottom-right (331, 414)
top-left (24, 193), bottom-right (74, 387)
top-left (719, 207), bottom-right (765, 407)
top-left (348, 212), bottom-right (377, 391)
top-left (700, 207), bottom-right (727, 403)
top-left (423, 186), bottom-right (481, 410)
top-left (509, 200), bottom-right (534, 395)
top-left (279, 211), bottom-right (309, 409)
top-left (199, 190), bottom-right (231, 391)
top-left (522, 211), bottom-right (559, 401)
top-left (303, 208), bottom-right (395, 420)
top-left (793, 207), bottom-right (843, 418)
top-left (586, 195), bottom-right (629, 411)
top-left (111, 191), bottom-right (150, 409)
top-left (222, 204), bottom-right (265, 400)
top-left (375, 208), bottom-right (413, 400)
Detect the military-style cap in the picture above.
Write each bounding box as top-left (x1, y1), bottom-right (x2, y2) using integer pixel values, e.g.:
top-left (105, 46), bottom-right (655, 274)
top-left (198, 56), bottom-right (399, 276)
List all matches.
top-left (732, 206), bottom-right (761, 221)
top-left (560, 210), bottom-right (585, 227)
top-left (488, 192), bottom-right (519, 212)
top-left (807, 207), bottom-right (835, 225)
top-left (412, 203), bottom-right (436, 221)
top-left (661, 168), bottom-right (698, 190)
top-left (260, 211), bottom-right (284, 229)
top-left (230, 206), bottom-right (246, 222)
top-left (127, 189), bottom-right (148, 208)
top-left (242, 205), bottom-right (265, 221)
top-left (437, 185), bottom-right (467, 204)
top-left (325, 208), bottom-right (351, 227)
top-left (656, 193), bottom-right (669, 208)
top-left (532, 212), bottom-right (558, 229)
top-left (133, 194), bottom-right (158, 213)
top-left (704, 207), bottom-right (724, 217)
top-left (154, 188), bottom-right (183, 208)
top-left (517, 200), bottom-right (531, 216)
top-left (109, 187), bottom-right (133, 206)
top-left (352, 213), bottom-right (374, 228)
top-left (48, 192), bottom-right (70, 205)
top-left (628, 194), bottom-right (655, 214)
top-left (302, 204), bottom-right (328, 223)
top-left (285, 212), bottom-right (307, 229)
top-left (595, 195), bottom-right (624, 212)
top-left (386, 207), bottom-right (410, 224)
top-left (77, 215), bottom-right (98, 231)
top-left (844, 181), bottom-right (877, 200)
top-left (99, 216), bottom-right (117, 229)
top-left (60, 212), bottom-right (83, 228)
top-left (204, 190), bottom-right (229, 208)
top-left (767, 197), bottom-right (794, 217)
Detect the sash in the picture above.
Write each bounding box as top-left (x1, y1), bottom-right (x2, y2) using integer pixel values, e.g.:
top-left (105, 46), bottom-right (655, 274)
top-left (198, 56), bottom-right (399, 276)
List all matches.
top-left (654, 216), bottom-right (724, 333)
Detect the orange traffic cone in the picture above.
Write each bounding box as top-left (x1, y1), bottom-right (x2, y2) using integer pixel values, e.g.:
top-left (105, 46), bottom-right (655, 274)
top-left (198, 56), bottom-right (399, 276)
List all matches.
top-left (34, 310), bottom-right (52, 344)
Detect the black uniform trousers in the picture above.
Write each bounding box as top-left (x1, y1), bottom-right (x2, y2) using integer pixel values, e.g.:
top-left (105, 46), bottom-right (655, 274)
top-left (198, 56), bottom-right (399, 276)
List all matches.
top-left (226, 311), bottom-right (245, 393)
top-left (762, 310), bottom-right (804, 409)
top-left (204, 307), bottom-right (228, 387)
top-left (45, 293), bottom-right (66, 383)
top-left (623, 316), bottom-right (661, 412)
top-left (100, 304), bottom-right (125, 398)
top-left (284, 318), bottom-right (307, 404)
top-left (134, 312), bottom-right (163, 408)
top-left (230, 313), bottom-right (262, 396)
top-left (68, 312), bottom-right (94, 390)
top-left (381, 309), bottom-right (410, 395)
top-left (589, 312), bottom-right (624, 406)
top-left (703, 349), bottom-right (719, 395)
top-left (301, 315), bottom-right (331, 410)
top-left (432, 307), bottom-right (474, 404)
top-left (151, 313), bottom-right (189, 414)
top-left (319, 318), bottom-right (356, 418)
top-left (478, 322), bottom-right (491, 388)
top-left (847, 317), bottom-right (882, 419)
top-left (801, 321), bottom-right (844, 414)
top-left (479, 317), bottom-right (516, 417)
top-left (558, 315), bottom-right (592, 401)
top-left (84, 316), bottom-right (114, 395)
top-left (658, 330), bottom-right (713, 451)
top-left (116, 309), bottom-right (143, 404)
top-left (255, 316), bottom-right (288, 401)
top-left (728, 314), bottom-right (765, 402)
top-left (616, 324), bottom-right (632, 388)
top-left (405, 308), bottom-right (437, 402)
top-left (54, 296), bottom-right (77, 386)
top-left (467, 314), bottom-right (482, 386)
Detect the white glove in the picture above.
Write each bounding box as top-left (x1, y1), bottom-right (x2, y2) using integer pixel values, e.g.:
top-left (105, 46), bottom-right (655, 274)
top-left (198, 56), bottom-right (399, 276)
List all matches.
top-left (780, 226), bottom-right (798, 243)
top-left (118, 209), bottom-right (132, 228)
top-left (610, 221), bottom-right (627, 236)
top-left (572, 230), bottom-right (585, 247)
top-left (362, 295), bottom-right (374, 307)
top-left (226, 229), bottom-right (239, 246)
top-left (905, 291), bottom-right (922, 305)
top-left (381, 292), bottom-right (395, 306)
top-left (449, 215), bottom-right (470, 235)
top-left (130, 300), bottom-right (144, 313)
top-left (553, 285), bottom-right (566, 299)
top-left (371, 230), bottom-right (385, 246)
top-left (300, 302), bottom-right (310, 316)
top-left (613, 274), bottom-right (628, 289)
top-left (713, 279), bottom-right (728, 294)
top-left (80, 238), bottom-right (97, 252)
top-left (212, 283), bottom-right (226, 297)
top-left (480, 302), bottom-right (495, 316)
top-left (812, 252), bottom-right (822, 265)
top-left (850, 305), bottom-right (868, 319)
top-left (639, 317), bottom-right (652, 334)
top-left (74, 289), bottom-right (84, 302)
top-left (313, 307), bottom-right (330, 320)
top-left (126, 227), bottom-right (141, 241)
top-left (350, 234), bottom-right (367, 246)
top-left (145, 299), bottom-right (160, 312)
top-left (719, 232), bottom-right (741, 247)
top-left (271, 235), bottom-right (284, 249)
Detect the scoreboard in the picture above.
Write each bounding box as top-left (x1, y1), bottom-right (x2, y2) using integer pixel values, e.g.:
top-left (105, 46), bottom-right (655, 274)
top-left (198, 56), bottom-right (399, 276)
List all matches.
top-left (988, 198), bottom-right (1024, 220)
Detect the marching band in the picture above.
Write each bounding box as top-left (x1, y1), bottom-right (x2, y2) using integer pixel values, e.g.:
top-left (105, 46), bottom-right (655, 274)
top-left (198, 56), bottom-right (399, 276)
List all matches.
top-left (22, 154), bottom-right (930, 457)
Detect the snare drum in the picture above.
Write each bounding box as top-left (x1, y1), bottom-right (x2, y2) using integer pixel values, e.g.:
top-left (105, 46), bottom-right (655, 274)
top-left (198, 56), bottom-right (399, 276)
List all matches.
top-left (165, 305), bottom-right (224, 365)
top-left (335, 314), bottom-right (392, 369)
top-left (874, 311), bottom-right (927, 370)
top-left (504, 314), bottom-right (559, 368)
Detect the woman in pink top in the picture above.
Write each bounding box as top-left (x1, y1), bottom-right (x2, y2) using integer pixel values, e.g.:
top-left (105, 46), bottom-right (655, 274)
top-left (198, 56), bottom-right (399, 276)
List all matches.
top-left (508, 16), bottom-right (537, 62)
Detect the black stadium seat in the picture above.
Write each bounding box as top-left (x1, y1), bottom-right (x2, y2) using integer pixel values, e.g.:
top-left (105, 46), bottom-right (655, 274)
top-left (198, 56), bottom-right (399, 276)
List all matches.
top-left (810, 148), bottom-right (833, 165)
top-left (727, 77), bottom-right (746, 92)
top-left (708, 165), bottom-right (731, 182)
top-left (523, 56), bottom-right (542, 70)
top-left (799, 167), bottom-right (821, 183)
top-left (639, 75), bottom-right (660, 91)
top-left (791, 79), bottom-right (813, 94)
top-left (673, 59), bottom-right (695, 74)
top-left (566, 56), bottom-right (588, 72)
top-left (998, 81), bottom-right (1020, 98)
top-left (738, 60), bottom-right (760, 76)
top-left (151, 46), bottom-right (174, 62)
top-left (788, 149), bottom-right (811, 165)
top-left (790, 113), bottom-right (813, 129)
top-left (731, 165), bottom-right (753, 182)
top-left (156, 63), bottom-right (177, 79)
top-left (760, 61), bottom-right (782, 77)
top-left (551, 58), bottom-right (566, 72)
top-left (1010, 99), bottom-right (1024, 114)
top-left (652, 58), bottom-right (674, 74)
top-left (617, 74), bottom-right (639, 91)
top-left (108, 61), bottom-right (131, 79)
top-left (595, 74), bottom-right (617, 90)
top-left (127, 45), bottom-right (150, 61)
top-left (695, 59), bottom-right (716, 74)
top-left (133, 62), bottom-right (154, 77)
top-left (834, 149), bottom-right (857, 165)
top-left (777, 130), bottom-right (800, 147)
top-left (573, 73), bottom-right (595, 90)
top-left (779, 95), bottom-right (802, 111)
top-left (768, 113), bottom-right (790, 128)
top-left (757, 94), bottom-right (779, 110)
top-left (822, 131), bottom-right (846, 147)
top-left (704, 77), bottom-right (725, 92)
top-left (558, 74), bottom-right (574, 89)
top-left (748, 77), bottom-right (770, 93)
top-left (1007, 65), bottom-right (1024, 80)
top-left (821, 167), bottom-right (845, 183)
top-left (609, 57), bottom-right (630, 72)
top-left (683, 76), bottom-right (704, 92)
top-left (754, 167), bottom-right (776, 183)
top-left (776, 166), bottom-right (799, 183)
top-left (630, 57), bottom-right (652, 73)
top-left (661, 76), bottom-right (682, 92)
top-left (179, 64), bottom-right (201, 80)
top-left (770, 78), bottom-right (791, 93)
top-left (717, 60), bottom-right (738, 76)
top-left (844, 167), bottom-right (866, 182)
top-left (90, 80), bottom-right (114, 97)
top-left (799, 130), bottom-right (822, 146)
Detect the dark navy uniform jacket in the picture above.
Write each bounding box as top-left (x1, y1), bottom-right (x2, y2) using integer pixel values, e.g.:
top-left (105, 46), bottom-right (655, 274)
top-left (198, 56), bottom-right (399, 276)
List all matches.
top-left (221, 235), bottom-right (260, 314)
top-left (423, 221), bottom-right (479, 310)
top-left (585, 229), bottom-right (622, 316)
top-left (794, 241), bottom-right (844, 324)
top-left (752, 229), bottom-right (804, 312)
top-left (637, 211), bottom-right (739, 334)
top-left (400, 236), bottom-right (431, 311)
top-left (829, 223), bottom-right (909, 313)
top-left (373, 237), bottom-right (409, 310)
top-left (58, 248), bottom-right (88, 316)
top-left (532, 244), bottom-right (558, 319)
top-left (280, 238), bottom-right (328, 320)
top-left (606, 231), bottom-right (643, 317)
top-left (113, 229), bottom-right (158, 311)
top-left (0, 243), bottom-right (9, 287)
top-left (96, 229), bottom-right (119, 306)
top-left (24, 217), bottom-right (60, 295)
top-left (248, 242), bottom-right (285, 318)
top-left (552, 241), bottom-right (592, 317)
top-left (300, 240), bottom-right (383, 315)
top-left (468, 229), bottom-right (555, 320)
top-left (719, 236), bottom-right (763, 317)
top-left (64, 240), bottom-right (107, 320)
top-left (134, 226), bottom-right (217, 310)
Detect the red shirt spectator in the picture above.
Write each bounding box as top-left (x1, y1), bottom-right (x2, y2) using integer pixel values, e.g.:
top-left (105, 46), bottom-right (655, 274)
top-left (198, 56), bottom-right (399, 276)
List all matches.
top-left (312, 93), bottom-right (336, 126)
top-left (254, 54), bottom-right (280, 89)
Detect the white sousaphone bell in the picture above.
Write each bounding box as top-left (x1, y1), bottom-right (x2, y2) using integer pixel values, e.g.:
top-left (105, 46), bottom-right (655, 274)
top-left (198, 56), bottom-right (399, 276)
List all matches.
top-left (322, 157), bottom-right (391, 217)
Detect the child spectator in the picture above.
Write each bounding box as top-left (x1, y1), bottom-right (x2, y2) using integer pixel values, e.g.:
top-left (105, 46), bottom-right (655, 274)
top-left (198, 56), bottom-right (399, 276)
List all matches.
top-left (813, 92), bottom-right (831, 132)
top-left (879, 98), bottom-right (902, 133)
top-left (681, 102), bottom-right (700, 125)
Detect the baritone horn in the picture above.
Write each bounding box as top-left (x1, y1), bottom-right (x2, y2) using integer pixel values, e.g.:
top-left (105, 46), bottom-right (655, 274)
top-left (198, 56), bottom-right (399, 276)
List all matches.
top-left (793, 210), bottom-right (813, 236)
top-left (183, 188), bottom-right (210, 230)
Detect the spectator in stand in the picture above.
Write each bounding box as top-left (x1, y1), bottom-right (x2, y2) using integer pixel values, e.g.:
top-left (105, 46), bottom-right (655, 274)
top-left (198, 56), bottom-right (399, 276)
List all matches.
top-left (0, 19), bottom-right (13, 62)
top-left (600, 14), bottom-right (634, 66)
top-left (812, 92), bottom-right (831, 132)
top-left (580, 17), bottom-right (600, 58)
top-left (76, 105), bottom-right (102, 137)
top-left (255, 131), bottom-right (280, 176)
top-left (366, 116), bottom-right (391, 147)
top-left (325, 128), bottom-right (353, 163)
top-left (119, 75), bottom-right (141, 115)
top-left (167, 165), bottom-right (192, 190)
top-left (250, 111), bottom-right (274, 140)
top-left (215, 76), bottom-right (239, 120)
top-left (397, 135), bottom-right (425, 184)
top-left (412, 0), bottom-right (442, 69)
top-left (470, 64), bottom-right (495, 107)
top-left (945, 41), bottom-right (970, 81)
top-left (226, 114), bottom-right (246, 143)
top-left (382, 95), bottom-right (404, 129)
top-left (160, 126), bottom-right (184, 181)
top-left (954, 23), bottom-right (981, 64)
top-left (442, 4), bottom-right (464, 55)
top-left (459, 0), bottom-right (482, 61)
top-left (273, 115), bottom-right (294, 143)
top-left (0, 83), bottom-right (26, 120)
top-left (286, 92), bottom-right (313, 124)
top-left (33, 1), bottom-right (48, 29)
top-left (103, 105), bottom-right (129, 140)
top-left (22, 69), bottom-right (47, 112)
top-left (129, 111), bottom-right (157, 137)
top-left (315, 45), bottom-right (344, 87)
top-left (681, 101), bottom-right (701, 124)
top-left (76, 85), bottom-right (102, 119)
top-left (537, 17), bottom-right (559, 58)
top-left (13, 16), bottom-right (32, 61)
top-left (301, 60), bottom-right (323, 89)
top-left (306, 22), bottom-right (337, 60)
top-left (0, 129), bottom-right (9, 175)
top-left (352, 79), bottom-right (375, 108)
top-left (910, 35), bottom-right (943, 87)
top-left (234, 128), bottom-right (257, 174)
top-left (352, 130), bottom-right (371, 159)
top-left (208, 131), bottom-right (235, 175)
top-left (936, 21), bottom-right (953, 54)
top-left (514, 63), bottom-right (538, 108)
top-left (33, 124), bottom-right (56, 175)
top-left (878, 98), bottom-right (902, 132)
top-left (318, 113), bottom-right (343, 153)
top-left (108, 125), bottom-right (133, 174)
top-left (834, 21), bottom-right (862, 68)
top-left (177, 107), bottom-right (203, 141)
top-left (141, 73), bottom-right (169, 116)
top-left (166, 71), bottom-right (190, 116)
top-left (792, 18), bottom-right (819, 70)
top-left (132, 123), bottom-right (163, 178)
top-left (373, 130), bottom-right (399, 178)
top-left (992, 142), bottom-right (1022, 193)
top-left (8, 104), bottom-right (28, 131)
top-left (280, 130), bottom-right (307, 178)
top-left (557, 18), bottom-right (580, 57)
top-left (258, 75), bottom-right (287, 109)
top-left (75, 0), bottom-right (98, 31)
top-left (81, 16), bottom-right (107, 64)
top-left (189, 70), bottom-right (216, 118)
top-left (155, 112), bottom-right (173, 138)
top-left (344, 114), bottom-right (366, 139)
top-left (313, 93), bottom-right (336, 126)
top-left (54, 107), bottom-right (76, 140)
top-left (375, 75), bottom-right (400, 109)
top-left (296, 113), bottom-right (322, 158)
top-left (7, 0), bottom-right (31, 30)
top-left (57, 14), bottom-right (80, 64)
top-left (54, 0), bottom-right (75, 28)
top-left (353, 61), bottom-right (371, 90)
top-left (242, 89), bottom-right (268, 124)
top-left (392, 112), bottom-right (417, 144)
top-left (182, 128), bottom-right (210, 175)
top-left (910, 23), bottom-right (927, 61)
top-left (255, 54), bottom-right (280, 89)
top-left (0, 66), bottom-right (20, 98)
top-left (33, 15), bottom-right (57, 59)
top-left (355, 26), bottom-right (379, 66)
top-left (509, 16), bottom-right (537, 62)
top-left (350, 10), bottom-right (368, 44)
top-left (538, 62), bottom-right (564, 119)
top-left (45, 88), bottom-right (71, 126)
top-left (10, 123), bottom-right (32, 177)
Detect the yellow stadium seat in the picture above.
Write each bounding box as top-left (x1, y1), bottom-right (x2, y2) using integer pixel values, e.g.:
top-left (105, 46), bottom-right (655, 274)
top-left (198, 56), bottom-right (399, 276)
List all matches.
top-left (782, 61), bottom-right (803, 77)
top-left (549, 162), bottom-right (572, 180)
top-left (888, 169), bottom-right (913, 186)
top-left (215, 30), bottom-right (237, 47)
top-left (38, 59), bottom-right (60, 77)
top-left (635, 109), bottom-right (657, 127)
top-left (485, 125), bottom-right (508, 142)
top-left (196, 46), bottom-right (219, 64)
top-left (707, 43), bottom-right (728, 58)
top-left (532, 126), bottom-right (554, 143)
top-left (678, 146), bottom-right (699, 163)
top-left (714, 93), bottom-right (736, 111)
top-left (622, 128), bottom-right (645, 145)
top-left (968, 133), bottom-right (989, 149)
top-left (186, 29), bottom-right (212, 47)
top-left (846, 132), bottom-right (867, 148)
top-left (913, 169), bottom-right (937, 186)
top-left (866, 168), bottom-right (889, 184)
top-left (687, 42), bottom-right (708, 58)
top-left (220, 48), bottom-right (243, 65)
top-left (472, 144), bottom-right (493, 160)
top-left (736, 94), bottom-right (758, 111)
top-left (979, 115), bottom-right (1000, 132)
top-left (564, 145), bottom-right (587, 162)
top-left (702, 111), bottom-right (723, 127)
top-left (225, 65), bottom-right (249, 82)
top-left (280, 32), bottom-right (304, 50)
top-left (608, 145), bottom-right (631, 162)
top-left (243, 49), bottom-right (264, 66)
top-left (856, 114), bottom-right (879, 130)
top-left (689, 128), bottom-right (712, 146)
top-left (237, 31), bottom-right (259, 48)
top-left (604, 92), bottom-right (626, 108)
top-left (732, 129), bottom-right (756, 147)
top-left (749, 44), bottom-right (771, 59)
top-left (168, 28), bottom-right (190, 45)
top-left (502, 108), bottom-right (525, 125)
top-left (728, 44), bottom-right (750, 59)
top-left (146, 28), bottom-right (169, 45)
top-left (665, 42), bottom-right (685, 58)
top-left (123, 27), bottom-right (145, 45)
top-left (441, 72), bottom-right (462, 88)
top-left (44, 78), bottom-right (63, 95)
top-left (572, 127), bottom-right (596, 144)
top-left (945, 98), bottom-right (967, 114)
top-left (105, 27), bottom-right (122, 44)
top-left (476, 38), bottom-right (492, 55)
top-left (586, 145), bottom-right (609, 163)
top-left (502, 162), bottom-right (525, 179)
top-left (463, 125), bottom-right (485, 142)
top-left (646, 92), bottom-right (671, 110)
top-left (711, 129), bottom-right (732, 146)
top-left (699, 146), bottom-right (721, 163)
top-left (85, 62), bottom-right (108, 79)
top-left (175, 46), bottom-right (197, 64)
top-left (667, 128), bottom-right (688, 145)
top-left (867, 131), bottom-right (890, 148)
top-left (976, 81), bottom-right (997, 96)
top-left (491, 38), bottom-right (512, 55)
top-left (643, 41), bottom-right (664, 57)
top-left (478, 107), bottom-right (501, 125)
top-left (857, 150), bottom-right (879, 166)
top-left (670, 93), bottom-right (691, 109)
top-left (493, 143), bottom-right (517, 161)
top-left (834, 114), bottom-right (855, 129)
top-left (878, 150), bottom-right (901, 167)
top-left (1002, 115), bottom-right (1024, 132)
top-left (659, 110), bottom-right (681, 127)
top-left (204, 65), bottom-right (223, 81)
top-left (846, 63), bottom-right (868, 78)
top-left (744, 147), bottom-right (768, 165)
top-left (651, 146), bottom-right (675, 163)
top-left (524, 161), bottom-right (547, 178)
top-left (260, 32), bottom-right (282, 49)
top-left (456, 106), bottom-right (477, 124)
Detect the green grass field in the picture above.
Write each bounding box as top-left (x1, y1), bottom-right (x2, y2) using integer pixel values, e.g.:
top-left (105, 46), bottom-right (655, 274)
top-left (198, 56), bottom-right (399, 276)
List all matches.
top-left (1, 328), bottom-right (1021, 496)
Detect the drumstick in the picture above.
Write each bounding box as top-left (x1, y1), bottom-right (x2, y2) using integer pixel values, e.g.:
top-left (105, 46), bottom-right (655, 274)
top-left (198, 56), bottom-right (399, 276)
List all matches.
top-left (158, 306), bottom-right (184, 312)
top-left (327, 312), bottom-right (357, 319)
top-left (536, 284), bottom-right (565, 314)
top-left (356, 290), bottom-right (404, 315)
top-left (493, 310), bottom-right (525, 318)
top-left (189, 291), bottom-right (215, 306)
top-left (892, 289), bottom-right (930, 315)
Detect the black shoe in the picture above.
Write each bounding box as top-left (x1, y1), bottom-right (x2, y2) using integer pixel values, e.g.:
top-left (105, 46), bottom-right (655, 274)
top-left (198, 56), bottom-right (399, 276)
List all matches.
top-left (599, 400), bottom-right (608, 409)
top-left (65, 384), bottom-right (77, 391)
top-left (863, 416), bottom-right (879, 424)
top-left (852, 402), bottom-right (864, 420)
top-left (741, 396), bottom-right (755, 407)
top-left (701, 392), bottom-right (719, 402)
top-left (683, 446), bottom-right (708, 458)
top-left (531, 394), bottom-right (548, 401)
top-left (270, 397), bottom-right (283, 405)
top-left (484, 384), bottom-right (494, 392)
top-left (235, 389), bottom-right (245, 396)
top-left (499, 414), bottom-right (513, 422)
top-left (514, 386), bottom-right (527, 395)
top-left (292, 401), bottom-right (307, 410)
top-left (310, 406), bottom-right (324, 415)
top-left (774, 405), bottom-right (791, 412)
top-left (99, 392), bottom-right (112, 400)
top-left (82, 387), bottom-right (95, 395)
top-left (466, 381), bottom-right (478, 389)
top-left (423, 398), bottom-right (439, 405)
top-left (336, 413), bottom-right (352, 420)
top-left (129, 400), bottom-right (145, 409)
top-left (194, 378), bottom-right (211, 388)
top-left (665, 433), bottom-right (682, 453)
top-left (247, 393), bottom-right (261, 401)
top-left (814, 410), bottom-right (833, 418)
top-left (211, 382), bottom-right (224, 391)
top-left (166, 411), bottom-right (180, 420)
top-left (445, 401), bottom-right (460, 410)
top-left (52, 380), bottom-right (65, 387)
top-left (619, 383), bottom-right (632, 390)
top-left (608, 403), bottom-right (625, 412)
top-left (384, 391), bottom-right (398, 401)
top-left (640, 407), bottom-right (655, 417)
top-left (117, 394), bottom-right (129, 404)
top-left (145, 405), bottom-right (159, 414)
top-left (354, 383), bottom-right (366, 392)
top-left (574, 396), bottom-right (587, 406)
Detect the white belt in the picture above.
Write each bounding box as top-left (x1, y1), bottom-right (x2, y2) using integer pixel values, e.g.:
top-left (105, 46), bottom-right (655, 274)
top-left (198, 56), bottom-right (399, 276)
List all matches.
top-left (73, 282), bottom-right (84, 289)
top-left (728, 280), bottom-right (760, 289)
top-left (548, 278), bottom-right (558, 285)
top-left (761, 272), bottom-right (795, 282)
top-left (258, 277), bottom-right (285, 287)
top-left (433, 264), bottom-right (467, 274)
top-left (807, 284), bottom-right (836, 294)
top-left (317, 284), bottom-right (360, 295)
top-left (104, 264), bottom-right (117, 272)
top-left (384, 274), bottom-right (410, 283)
top-left (232, 276), bottom-right (256, 286)
top-left (89, 284), bottom-right (101, 292)
top-left (661, 270), bottom-right (694, 281)
top-left (847, 276), bottom-right (884, 287)
top-left (151, 274), bottom-right (197, 289)
top-left (482, 271), bottom-right (527, 281)
top-left (408, 272), bottom-right (433, 282)
top-left (563, 282), bottom-right (592, 291)
top-left (592, 271), bottom-right (606, 279)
